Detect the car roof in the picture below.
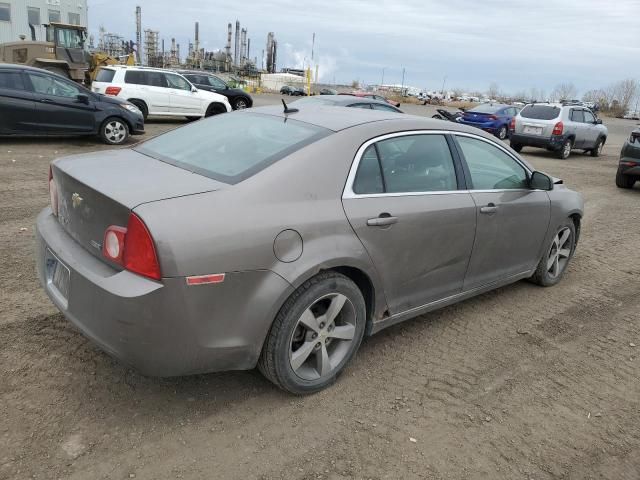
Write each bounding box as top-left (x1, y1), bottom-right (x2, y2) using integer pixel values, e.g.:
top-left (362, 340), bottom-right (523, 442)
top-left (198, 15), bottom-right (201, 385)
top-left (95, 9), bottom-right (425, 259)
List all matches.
top-left (245, 104), bottom-right (497, 135)
top-left (0, 63), bottom-right (58, 74)
top-left (294, 95), bottom-right (394, 107)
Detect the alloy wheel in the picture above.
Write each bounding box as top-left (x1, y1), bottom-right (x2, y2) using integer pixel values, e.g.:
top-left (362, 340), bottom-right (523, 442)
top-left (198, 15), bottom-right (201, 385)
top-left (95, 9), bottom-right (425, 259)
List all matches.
top-left (562, 140), bottom-right (572, 159)
top-left (104, 120), bottom-right (127, 144)
top-left (289, 293), bottom-right (357, 380)
top-left (498, 126), bottom-right (508, 140)
top-left (235, 98), bottom-right (248, 109)
top-left (547, 227), bottom-right (572, 278)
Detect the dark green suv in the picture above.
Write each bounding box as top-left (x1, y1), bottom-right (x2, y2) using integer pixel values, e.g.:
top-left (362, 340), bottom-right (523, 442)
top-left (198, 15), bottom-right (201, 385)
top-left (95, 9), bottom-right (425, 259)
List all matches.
top-left (616, 128), bottom-right (640, 189)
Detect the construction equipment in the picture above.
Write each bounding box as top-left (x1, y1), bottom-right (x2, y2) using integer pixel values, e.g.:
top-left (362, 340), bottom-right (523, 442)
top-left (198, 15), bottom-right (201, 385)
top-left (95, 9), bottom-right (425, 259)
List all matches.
top-left (1, 22), bottom-right (137, 85)
top-left (0, 22), bottom-right (90, 82)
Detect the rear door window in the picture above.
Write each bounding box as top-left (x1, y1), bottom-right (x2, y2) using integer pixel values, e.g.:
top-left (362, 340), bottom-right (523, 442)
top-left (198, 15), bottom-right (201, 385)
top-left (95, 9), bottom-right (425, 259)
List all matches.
top-left (95, 68), bottom-right (115, 83)
top-left (147, 72), bottom-right (168, 88)
top-left (135, 113), bottom-right (330, 184)
top-left (124, 70), bottom-right (146, 85)
top-left (0, 71), bottom-right (25, 91)
top-left (520, 105), bottom-right (561, 120)
top-left (570, 110), bottom-right (585, 123)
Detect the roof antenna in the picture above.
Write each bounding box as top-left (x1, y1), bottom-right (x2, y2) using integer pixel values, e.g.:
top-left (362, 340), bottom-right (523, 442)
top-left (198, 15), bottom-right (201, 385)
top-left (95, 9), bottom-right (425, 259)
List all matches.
top-left (282, 99), bottom-right (298, 114)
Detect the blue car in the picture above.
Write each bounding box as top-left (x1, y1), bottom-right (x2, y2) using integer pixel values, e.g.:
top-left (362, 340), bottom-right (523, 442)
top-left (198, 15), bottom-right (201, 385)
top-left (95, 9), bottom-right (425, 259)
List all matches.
top-left (458, 104), bottom-right (519, 140)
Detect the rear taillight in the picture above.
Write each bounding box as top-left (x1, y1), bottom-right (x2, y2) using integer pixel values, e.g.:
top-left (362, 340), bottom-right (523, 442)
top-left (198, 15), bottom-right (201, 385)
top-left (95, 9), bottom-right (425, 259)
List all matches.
top-left (105, 86), bottom-right (122, 96)
top-left (102, 213), bottom-right (161, 280)
top-left (509, 117), bottom-right (516, 130)
top-left (49, 165), bottom-right (58, 216)
top-left (552, 121), bottom-right (564, 135)
top-left (488, 115), bottom-right (498, 120)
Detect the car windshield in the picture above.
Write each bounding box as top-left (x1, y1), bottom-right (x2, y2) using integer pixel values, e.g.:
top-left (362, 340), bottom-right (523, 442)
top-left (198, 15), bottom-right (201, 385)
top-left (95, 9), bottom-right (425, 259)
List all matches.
top-left (135, 113), bottom-right (330, 184)
top-left (520, 105), bottom-right (561, 120)
top-left (469, 104), bottom-right (503, 114)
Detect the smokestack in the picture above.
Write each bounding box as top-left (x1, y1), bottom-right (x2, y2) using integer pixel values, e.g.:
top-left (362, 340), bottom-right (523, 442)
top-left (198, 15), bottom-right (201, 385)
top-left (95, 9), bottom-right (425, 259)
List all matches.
top-left (234, 20), bottom-right (240, 66)
top-left (240, 28), bottom-right (247, 66)
top-left (225, 23), bottom-right (232, 61)
top-left (247, 38), bottom-right (250, 65)
top-left (135, 6), bottom-right (142, 64)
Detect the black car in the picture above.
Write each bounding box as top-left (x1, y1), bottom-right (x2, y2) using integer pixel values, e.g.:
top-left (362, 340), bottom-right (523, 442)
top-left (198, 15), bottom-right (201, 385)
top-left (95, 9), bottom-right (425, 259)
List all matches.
top-left (616, 128), bottom-right (640, 189)
top-left (280, 85), bottom-right (294, 95)
top-left (290, 86), bottom-right (308, 96)
top-left (319, 88), bottom-right (338, 95)
top-left (178, 71), bottom-right (253, 110)
top-left (0, 64), bottom-right (144, 145)
top-left (291, 95), bottom-right (404, 113)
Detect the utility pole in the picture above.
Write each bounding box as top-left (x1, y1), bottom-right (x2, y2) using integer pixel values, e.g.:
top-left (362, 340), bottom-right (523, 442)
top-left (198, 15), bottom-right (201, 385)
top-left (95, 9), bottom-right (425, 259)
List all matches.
top-left (441, 75), bottom-right (447, 95)
top-left (381, 67), bottom-right (385, 86)
top-left (401, 67), bottom-right (405, 94)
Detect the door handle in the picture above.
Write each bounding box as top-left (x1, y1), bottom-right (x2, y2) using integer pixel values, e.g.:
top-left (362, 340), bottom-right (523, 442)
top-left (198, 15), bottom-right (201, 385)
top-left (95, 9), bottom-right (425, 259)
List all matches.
top-left (367, 214), bottom-right (398, 227)
top-left (480, 203), bottom-right (498, 214)
top-left (39, 98), bottom-right (54, 104)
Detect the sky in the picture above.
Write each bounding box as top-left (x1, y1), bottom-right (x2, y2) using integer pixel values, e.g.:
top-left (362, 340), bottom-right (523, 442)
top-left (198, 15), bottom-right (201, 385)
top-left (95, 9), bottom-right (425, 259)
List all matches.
top-left (87, 0), bottom-right (640, 95)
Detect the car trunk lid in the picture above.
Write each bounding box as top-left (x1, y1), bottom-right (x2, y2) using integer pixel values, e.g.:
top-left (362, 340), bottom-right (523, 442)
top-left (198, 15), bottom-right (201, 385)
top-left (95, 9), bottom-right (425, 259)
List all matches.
top-left (51, 148), bottom-right (225, 261)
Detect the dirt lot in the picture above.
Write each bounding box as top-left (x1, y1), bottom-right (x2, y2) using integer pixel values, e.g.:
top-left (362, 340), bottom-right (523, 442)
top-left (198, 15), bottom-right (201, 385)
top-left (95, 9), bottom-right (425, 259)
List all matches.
top-left (1, 96), bottom-right (639, 480)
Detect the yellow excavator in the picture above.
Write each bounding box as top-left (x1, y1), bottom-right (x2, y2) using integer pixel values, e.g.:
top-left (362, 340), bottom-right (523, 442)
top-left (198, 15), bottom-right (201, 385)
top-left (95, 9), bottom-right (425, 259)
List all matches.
top-left (0, 22), bottom-right (135, 85)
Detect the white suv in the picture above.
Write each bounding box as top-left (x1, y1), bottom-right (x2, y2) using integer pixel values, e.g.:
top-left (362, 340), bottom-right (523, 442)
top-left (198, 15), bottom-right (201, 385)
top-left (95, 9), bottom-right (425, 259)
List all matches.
top-left (92, 66), bottom-right (232, 120)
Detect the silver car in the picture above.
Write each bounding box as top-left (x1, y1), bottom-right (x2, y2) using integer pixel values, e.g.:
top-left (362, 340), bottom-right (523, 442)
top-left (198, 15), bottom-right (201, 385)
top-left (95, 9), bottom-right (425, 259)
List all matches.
top-left (510, 103), bottom-right (608, 159)
top-left (36, 105), bottom-right (584, 394)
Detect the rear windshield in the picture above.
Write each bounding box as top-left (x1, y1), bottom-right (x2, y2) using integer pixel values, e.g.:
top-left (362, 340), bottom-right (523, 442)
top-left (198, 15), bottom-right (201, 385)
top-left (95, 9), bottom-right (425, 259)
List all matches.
top-left (135, 113), bottom-right (330, 184)
top-left (469, 104), bottom-right (503, 114)
top-left (95, 68), bottom-right (115, 83)
top-left (520, 105), bottom-right (561, 120)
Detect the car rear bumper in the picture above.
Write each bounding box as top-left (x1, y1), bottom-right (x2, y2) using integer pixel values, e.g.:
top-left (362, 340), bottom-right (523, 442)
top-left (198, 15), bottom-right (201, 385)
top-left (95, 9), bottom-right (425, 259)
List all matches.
top-left (510, 133), bottom-right (565, 150)
top-left (618, 159), bottom-right (640, 176)
top-left (35, 208), bottom-right (293, 377)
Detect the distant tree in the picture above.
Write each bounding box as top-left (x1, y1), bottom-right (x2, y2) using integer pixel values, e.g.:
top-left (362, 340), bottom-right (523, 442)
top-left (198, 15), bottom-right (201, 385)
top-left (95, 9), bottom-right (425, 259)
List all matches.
top-left (487, 82), bottom-right (500, 99)
top-left (613, 78), bottom-right (638, 112)
top-left (351, 80), bottom-right (360, 90)
top-left (513, 90), bottom-right (527, 102)
top-left (551, 83), bottom-right (578, 102)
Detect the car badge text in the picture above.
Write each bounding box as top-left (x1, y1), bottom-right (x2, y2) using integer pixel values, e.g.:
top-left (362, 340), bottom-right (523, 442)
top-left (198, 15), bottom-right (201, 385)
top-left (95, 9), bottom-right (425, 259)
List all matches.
top-left (71, 193), bottom-right (83, 209)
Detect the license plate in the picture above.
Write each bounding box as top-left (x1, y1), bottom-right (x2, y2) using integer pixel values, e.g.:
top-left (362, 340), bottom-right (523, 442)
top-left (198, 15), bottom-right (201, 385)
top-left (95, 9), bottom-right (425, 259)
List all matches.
top-left (523, 126), bottom-right (543, 135)
top-left (45, 249), bottom-right (70, 308)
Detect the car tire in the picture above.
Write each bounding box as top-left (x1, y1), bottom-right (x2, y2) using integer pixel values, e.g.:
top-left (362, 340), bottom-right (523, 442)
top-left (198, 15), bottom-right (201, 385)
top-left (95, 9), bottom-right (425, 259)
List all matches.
top-left (510, 142), bottom-right (523, 152)
top-left (99, 117), bottom-right (129, 145)
top-left (234, 97), bottom-right (249, 110)
top-left (616, 168), bottom-right (636, 189)
top-left (530, 219), bottom-right (576, 287)
top-left (557, 138), bottom-right (573, 159)
top-left (128, 100), bottom-right (148, 120)
top-left (258, 271), bottom-right (367, 395)
top-left (205, 103), bottom-right (227, 117)
top-left (497, 125), bottom-right (508, 140)
top-left (590, 137), bottom-right (605, 157)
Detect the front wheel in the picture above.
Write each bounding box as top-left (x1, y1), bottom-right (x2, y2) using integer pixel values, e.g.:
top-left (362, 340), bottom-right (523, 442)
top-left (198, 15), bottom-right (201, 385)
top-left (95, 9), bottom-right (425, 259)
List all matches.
top-left (616, 168), bottom-right (637, 189)
top-left (510, 142), bottom-right (523, 153)
top-left (234, 97), bottom-right (249, 109)
top-left (590, 137), bottom-right (604, 157)
top-left (530, 220), bottom-right (576, 287)
top-left (99, 117), bottom-right (129, 145)
top-left (258, 272), bottom-right (367, 395)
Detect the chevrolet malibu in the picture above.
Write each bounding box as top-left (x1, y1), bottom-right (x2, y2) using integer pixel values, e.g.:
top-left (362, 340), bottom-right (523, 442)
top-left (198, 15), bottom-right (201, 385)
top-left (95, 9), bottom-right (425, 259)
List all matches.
top-left (36, 105), bottom-right (584, 394)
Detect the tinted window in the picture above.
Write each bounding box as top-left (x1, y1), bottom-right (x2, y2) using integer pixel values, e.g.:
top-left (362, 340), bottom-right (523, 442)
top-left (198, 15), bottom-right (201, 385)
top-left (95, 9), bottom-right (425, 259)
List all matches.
top-left (48, 9), bottom-right (60, 22)
top-left (27, 7), bottom-right (40, 25)
top-left (0, 71), bottom-right (25, 91)
top-left (570, 110), bottom-right (584, 123)
top-left (520, 105), bottom-right (561, 120)
top-left (95, 68), bottom-right (115, 83)
top-left (0, 3), bottom-right (9, 21)
top-left (124, 70), bottom-right (146, 85)
top-left (135, 113), bottom-right (330, 184)
top-left (207, 75), bottom-right (227, 89)
top-left (350, 103), bottom-right (372, 109)
top-left (353, 146), bottom-right (384, 194)
top-left (147, 72), bottom-right (167, 87)
top-left (376, 135), bottom-right (457, 192)
top-left (583, 110), bottom-right (596, 123)
top-left (371, 103), bottom-right (399, 112)
top-left (457, 136), bottom-right (527, 190)
top-left (27, 73), bottom-right (81, 98)
top-left (165, 73), bottom-right (191, 91)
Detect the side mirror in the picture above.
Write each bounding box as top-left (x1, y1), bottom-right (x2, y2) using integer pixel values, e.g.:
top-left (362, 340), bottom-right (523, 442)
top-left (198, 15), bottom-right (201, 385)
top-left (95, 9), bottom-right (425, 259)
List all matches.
top-left (595, 118), bottom-right (602, 124)
top-left (76, 94), bottom-right (89, 104)
top-left (529, 171), bottom-right (553, 191)
top-left (191, 86), bottom-right (198, 93)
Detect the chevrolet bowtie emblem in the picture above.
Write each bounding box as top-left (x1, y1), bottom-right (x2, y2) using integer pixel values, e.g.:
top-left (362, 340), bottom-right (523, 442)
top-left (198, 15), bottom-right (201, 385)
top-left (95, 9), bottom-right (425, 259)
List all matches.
top-left (71, 193), bottom-right (83, 209)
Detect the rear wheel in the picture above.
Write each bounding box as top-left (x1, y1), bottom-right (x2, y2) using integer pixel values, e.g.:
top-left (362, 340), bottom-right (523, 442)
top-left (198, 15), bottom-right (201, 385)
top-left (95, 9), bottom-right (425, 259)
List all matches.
top-left (530, 220), bottom-right (576, 287)
top-left (497, 125), bottom-right (508, 140)
top-left (128, 100), bottom-right (148, 120)
top-left (590, 137), bottom-right (605, 157)
top-left (258, 272), bottom-right (366, 395)
top-left (510, 142), bottom-right (523, 152)
top-left (99, 117), bottom-right (129, 145)
top-left (557, 138), bottom-right (573, 159)
top-left (616, 168), bottom-right (637, 189)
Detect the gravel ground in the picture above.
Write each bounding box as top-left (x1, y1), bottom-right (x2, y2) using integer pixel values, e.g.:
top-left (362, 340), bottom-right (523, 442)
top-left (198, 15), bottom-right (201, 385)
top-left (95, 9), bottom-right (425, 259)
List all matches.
top-left (1, 95), bottom-right (639, 480)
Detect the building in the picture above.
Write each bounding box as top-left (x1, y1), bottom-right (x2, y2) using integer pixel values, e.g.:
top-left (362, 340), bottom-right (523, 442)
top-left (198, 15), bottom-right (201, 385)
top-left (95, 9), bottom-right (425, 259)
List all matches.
top-left (0, 0), bottom-right (88, 44)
